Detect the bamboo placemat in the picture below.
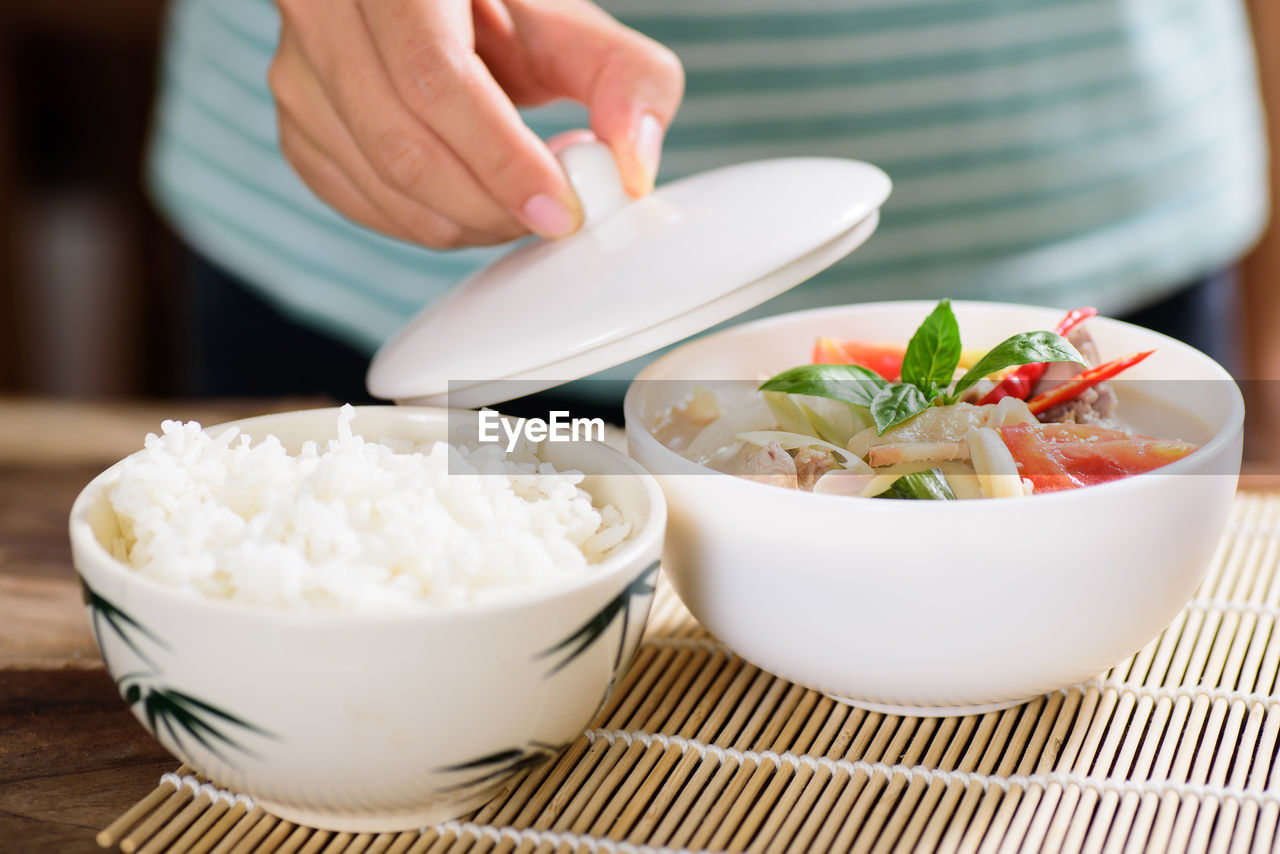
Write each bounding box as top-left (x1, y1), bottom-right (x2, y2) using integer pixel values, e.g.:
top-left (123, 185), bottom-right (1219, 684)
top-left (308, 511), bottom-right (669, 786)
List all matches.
top-left (97, 491), bottom-right (1280, 854)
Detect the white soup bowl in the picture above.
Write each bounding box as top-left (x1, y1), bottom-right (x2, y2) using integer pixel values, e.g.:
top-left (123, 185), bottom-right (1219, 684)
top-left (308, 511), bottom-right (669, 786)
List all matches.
top-left (624, 301), bottom-right (1242, 715)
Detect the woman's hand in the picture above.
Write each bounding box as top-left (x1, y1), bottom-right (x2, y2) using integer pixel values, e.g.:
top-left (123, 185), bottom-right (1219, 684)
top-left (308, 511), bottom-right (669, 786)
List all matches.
top-left (268, 0), bottom-right (684, 248)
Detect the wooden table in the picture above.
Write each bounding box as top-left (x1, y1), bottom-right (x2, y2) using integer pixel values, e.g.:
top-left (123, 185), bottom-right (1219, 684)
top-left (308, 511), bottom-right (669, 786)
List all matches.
top-left (0, 398), bottom-right (322, 853)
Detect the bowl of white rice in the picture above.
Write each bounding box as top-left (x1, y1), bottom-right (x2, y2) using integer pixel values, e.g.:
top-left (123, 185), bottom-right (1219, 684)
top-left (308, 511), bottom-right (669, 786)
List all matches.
top-left (68, 405), bottom-right (665, 832)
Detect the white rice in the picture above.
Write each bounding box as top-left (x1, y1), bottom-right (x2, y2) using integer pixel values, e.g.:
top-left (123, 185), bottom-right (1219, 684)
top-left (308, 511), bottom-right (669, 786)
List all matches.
top-left (107, 406), bottom-right (631, 611)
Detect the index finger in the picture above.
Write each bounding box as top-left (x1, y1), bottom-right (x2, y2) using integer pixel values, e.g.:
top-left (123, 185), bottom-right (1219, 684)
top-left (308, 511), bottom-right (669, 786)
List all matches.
top-left (357, 0), bottom-right (584, 238)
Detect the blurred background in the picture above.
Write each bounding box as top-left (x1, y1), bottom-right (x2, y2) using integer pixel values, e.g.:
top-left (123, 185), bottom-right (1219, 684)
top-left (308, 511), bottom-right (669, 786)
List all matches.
top-left (0, 2), bottom-right (185, 398)
top-left (1, 1), bottom-right (1278, 455)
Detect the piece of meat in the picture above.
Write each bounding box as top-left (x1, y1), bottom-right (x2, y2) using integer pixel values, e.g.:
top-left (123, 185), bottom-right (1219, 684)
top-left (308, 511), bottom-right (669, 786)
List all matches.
top-left (1037, 384), bottom-right (1119, 426)
top-left (862, 403), bottom-right (1016, 467)
top-left (1031, 325), bottom-right (1101, 397)
top-left (723, 441), bottom-right (799, 489)
top-left (1029, 323), bottom-right (1121, 425)
top-left (867, 441), bottom-right (969, 467)
top-left (1031, 326), bottom-right (1124, 425)
top-left (868, 403), bottom-right (990, 446)
top-left (794, 446), bottom-right (835, 490)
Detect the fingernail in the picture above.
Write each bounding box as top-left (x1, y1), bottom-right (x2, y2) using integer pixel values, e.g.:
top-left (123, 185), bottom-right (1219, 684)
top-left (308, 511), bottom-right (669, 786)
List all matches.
top-left (522, 193), bottom-right (578, 238)
top-left (634, 113), bottom-right (663, 192)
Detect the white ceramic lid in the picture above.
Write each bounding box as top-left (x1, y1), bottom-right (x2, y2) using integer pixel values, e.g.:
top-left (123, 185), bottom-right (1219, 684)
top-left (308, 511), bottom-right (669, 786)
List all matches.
top-left (367, 142), bottom-right (891, 407)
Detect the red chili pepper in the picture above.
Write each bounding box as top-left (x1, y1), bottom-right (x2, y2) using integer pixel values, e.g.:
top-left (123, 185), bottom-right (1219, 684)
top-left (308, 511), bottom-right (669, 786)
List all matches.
top-left (976, 307), bottom-right (1099, 405)
top-left (1026, 350), bottom-right (1154, 415)
top-left (1052, 307), bottom-right (1100, 336)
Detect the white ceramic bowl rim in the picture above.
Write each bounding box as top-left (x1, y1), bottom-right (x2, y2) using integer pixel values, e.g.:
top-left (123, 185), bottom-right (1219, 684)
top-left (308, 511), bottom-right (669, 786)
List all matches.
top-left (623, 300), bottom-right (1245, 507)
top-left (69, 406), bottom-right (667, 625)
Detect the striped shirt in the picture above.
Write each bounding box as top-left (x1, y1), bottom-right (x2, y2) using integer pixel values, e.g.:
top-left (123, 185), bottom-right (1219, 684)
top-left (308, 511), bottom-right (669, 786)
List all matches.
top-left (149, 0), bottom-right (1268, 375)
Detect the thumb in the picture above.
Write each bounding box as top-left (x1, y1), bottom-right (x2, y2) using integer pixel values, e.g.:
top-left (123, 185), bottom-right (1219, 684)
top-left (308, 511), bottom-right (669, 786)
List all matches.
top-left (498, 0), bottom-right (685, 197)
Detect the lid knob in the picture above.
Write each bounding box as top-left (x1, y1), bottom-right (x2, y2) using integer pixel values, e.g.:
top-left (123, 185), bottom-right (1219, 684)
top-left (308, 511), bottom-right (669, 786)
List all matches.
top-left (557, 142), bottom-right (630, 225)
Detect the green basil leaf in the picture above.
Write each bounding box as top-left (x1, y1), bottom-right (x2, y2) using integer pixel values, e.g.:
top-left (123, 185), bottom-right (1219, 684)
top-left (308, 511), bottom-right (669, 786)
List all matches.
top-left (881, 469), bottom-right (957, 500)
top-left (758, 364), bottom-right (888, 409)
top-left (950, 331), bottom-right (1085, 400)
top-left (900, 299), bottom-right (962, 397)
top-left (871, 383), bottom-right (931, 434)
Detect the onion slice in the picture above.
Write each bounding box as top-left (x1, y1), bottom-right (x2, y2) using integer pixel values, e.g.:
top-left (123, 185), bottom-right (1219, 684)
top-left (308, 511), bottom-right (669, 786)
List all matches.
top-left (966, 426), bottom-right (1025, 499)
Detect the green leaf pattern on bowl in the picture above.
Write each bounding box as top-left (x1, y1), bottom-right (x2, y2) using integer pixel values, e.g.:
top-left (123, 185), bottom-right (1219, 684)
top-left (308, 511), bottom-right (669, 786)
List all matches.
top-left (536, 560), bottom-right (658, 678)
top-left (436, 741), bottom-right (564, 793)
top-left (81, 559), bottom-right (659, 783)
top-left (79, 576), bottom-right (276, 767)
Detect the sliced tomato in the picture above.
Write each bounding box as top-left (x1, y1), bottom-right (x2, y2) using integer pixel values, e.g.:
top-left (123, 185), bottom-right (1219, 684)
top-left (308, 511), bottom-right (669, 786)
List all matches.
top-left (997, 423), bottom-right (1198, 493)
top-left (811, 338), bottom-right (905, 380)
